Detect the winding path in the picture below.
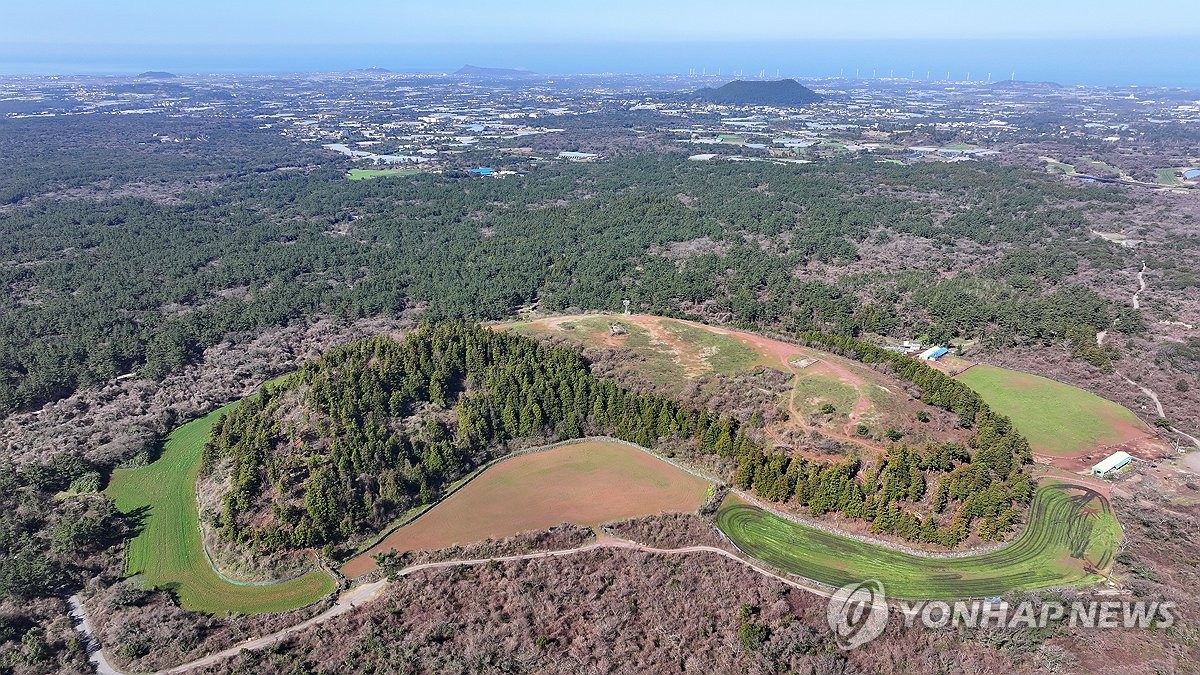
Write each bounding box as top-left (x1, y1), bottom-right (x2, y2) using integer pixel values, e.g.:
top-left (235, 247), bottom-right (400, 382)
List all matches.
top-left (1105, 262), bottom-right (1200, 450)
top-left (154, 539), bottom-right (829, 674)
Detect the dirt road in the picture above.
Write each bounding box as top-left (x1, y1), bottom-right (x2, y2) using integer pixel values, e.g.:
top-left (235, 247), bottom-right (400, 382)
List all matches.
top-left (159, 539), bottom-right (829, 674)
top-left (1111, 263), bottom-right (1200, 449)
top-left (68, 595), bottom-right (122, 675)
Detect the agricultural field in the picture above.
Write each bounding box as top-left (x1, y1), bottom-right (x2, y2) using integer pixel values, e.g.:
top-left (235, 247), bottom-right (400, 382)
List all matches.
top-left (342, 439), bottom-right (712, 578)
top-left (346, 168), bottom-right (423, 180)
top-left (506, 314), bottom-right (964, 453)
top-left (958, 365), bottom-right (1151, 458)
top-left (106, 404), bottom-right (335, 615)
top-left (1155, 168), bottom-right (1184, 186)
top-left (716, 481), bottom-right (1121, 599)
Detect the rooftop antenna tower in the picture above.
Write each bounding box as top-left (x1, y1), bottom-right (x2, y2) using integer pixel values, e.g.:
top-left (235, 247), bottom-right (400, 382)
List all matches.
top-left (1010, 71), bottom-right (1015, 81)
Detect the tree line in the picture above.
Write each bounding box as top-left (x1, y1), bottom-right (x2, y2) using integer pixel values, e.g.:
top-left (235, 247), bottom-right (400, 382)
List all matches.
top-left (203, 323), bottom-right (1034, 554)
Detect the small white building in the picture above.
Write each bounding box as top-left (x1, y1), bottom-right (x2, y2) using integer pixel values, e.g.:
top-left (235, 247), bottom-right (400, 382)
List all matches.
top-left (1091, 451), bottom-right (1133, 477)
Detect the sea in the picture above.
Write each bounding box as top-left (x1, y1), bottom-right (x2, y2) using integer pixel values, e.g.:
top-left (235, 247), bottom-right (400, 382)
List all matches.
top-left (1, 39), bottom-right (1197, 89)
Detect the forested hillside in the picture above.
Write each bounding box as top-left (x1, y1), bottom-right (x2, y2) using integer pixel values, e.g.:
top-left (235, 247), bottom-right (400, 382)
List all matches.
top-left (0, 145), bottom-right (1141, 418)
top-left (202, 323), bottom-right (1033, 555)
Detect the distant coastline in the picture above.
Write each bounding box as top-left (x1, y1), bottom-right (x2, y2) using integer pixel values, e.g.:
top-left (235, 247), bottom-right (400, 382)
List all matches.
top-left (1, 38), bottom-right (1198, 88)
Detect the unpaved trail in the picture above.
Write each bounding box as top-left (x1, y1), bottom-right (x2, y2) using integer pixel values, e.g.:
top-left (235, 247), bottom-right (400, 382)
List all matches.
top-left (1111, 263), bottom-right (1200, 450)
top-left (1133, 260), bottom-right (1147, 309)
top-left (68, 595), bottom-right (122, 675)
top-left (160, 579), bottom-right (389, 674)
top-left (615, 315), bottom-right (886, 454)
top-left (158, 539), bottom-right (831, 674)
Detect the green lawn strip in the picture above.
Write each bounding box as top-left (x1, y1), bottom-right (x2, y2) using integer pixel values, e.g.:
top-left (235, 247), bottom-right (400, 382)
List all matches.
top-left (107, 402), bottom-right (334, 615)
top-left (715, 481), bottom-right (1120, 600)
top-left (957, 365), bottom-right (1143, 456)
top-left (347, 168), bottom-right (423, 180)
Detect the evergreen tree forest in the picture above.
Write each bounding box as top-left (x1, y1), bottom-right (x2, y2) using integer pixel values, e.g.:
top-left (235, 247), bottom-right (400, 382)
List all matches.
top-left (0, 137), bottom-right (1141, 418)
top-left (202, 323), bottom-right (1034, 554)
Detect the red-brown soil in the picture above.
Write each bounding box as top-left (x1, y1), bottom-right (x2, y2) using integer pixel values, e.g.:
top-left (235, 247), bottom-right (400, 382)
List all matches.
top-left (342, 440), bottom-right (710, 578)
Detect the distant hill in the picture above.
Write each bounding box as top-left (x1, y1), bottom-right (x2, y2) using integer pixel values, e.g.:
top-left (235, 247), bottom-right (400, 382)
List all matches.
top-left (135, 71), bottom-right (177, 79)
top-left (693, 79), bottom-right (822, 106)
top-left (985, 79), bottom-right (1065, 91)
top-left (455, 64), bottom-right (535, 77)
top-left (351, 67), bottom-right (392, 74)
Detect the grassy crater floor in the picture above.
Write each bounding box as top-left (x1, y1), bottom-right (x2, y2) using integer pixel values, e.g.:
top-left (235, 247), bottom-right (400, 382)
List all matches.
top-left (715, 481), bottom-right (1121, 600)
top-left (106, 404), bottom-right (335, 615)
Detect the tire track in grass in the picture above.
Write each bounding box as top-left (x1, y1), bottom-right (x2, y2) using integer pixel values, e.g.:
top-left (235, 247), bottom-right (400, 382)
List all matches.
top-left (715, 482), bottom-right (1121, 600)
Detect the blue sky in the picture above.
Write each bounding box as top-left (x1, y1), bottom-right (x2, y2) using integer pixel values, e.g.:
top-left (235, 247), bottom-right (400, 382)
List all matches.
top-left (5, 0), bottom-right (1199, 46)
top-left (3, 1), bottom-right (1197, 85)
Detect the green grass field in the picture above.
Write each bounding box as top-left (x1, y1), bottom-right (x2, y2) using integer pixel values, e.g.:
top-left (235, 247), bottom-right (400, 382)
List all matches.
top-left (106, 404), bottom-right (335, 615)
top-left (1155, 168), bottom-right (1183, 186)
top-left (717, 482), bottom-right (1120, 599)
top-left (347, 168), bottom-right (423, 180)
top-left (958, 365), bottom-right (1145, 456)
